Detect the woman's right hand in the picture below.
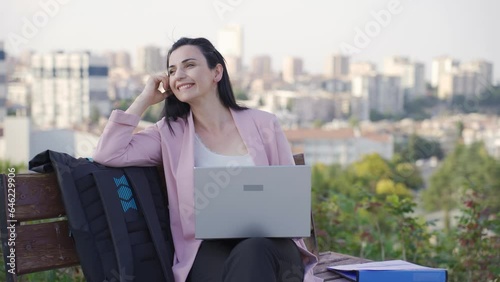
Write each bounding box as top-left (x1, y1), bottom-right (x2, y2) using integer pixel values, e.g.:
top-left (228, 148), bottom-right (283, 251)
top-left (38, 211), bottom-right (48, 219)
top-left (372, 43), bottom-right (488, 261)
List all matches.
top-left (139, 72), bottom-right (171, 106)
top-left (126, 72), bottom-right (171, 116)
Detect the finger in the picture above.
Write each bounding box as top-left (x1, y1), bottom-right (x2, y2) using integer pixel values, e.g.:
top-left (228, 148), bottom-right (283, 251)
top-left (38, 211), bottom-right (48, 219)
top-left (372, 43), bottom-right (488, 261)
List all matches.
top-left (152, 72), bottom-right (166, 83)
top-left (162, 76), bottom-right (170, 93)
top-left (157, 72), bottom-right (169, 80)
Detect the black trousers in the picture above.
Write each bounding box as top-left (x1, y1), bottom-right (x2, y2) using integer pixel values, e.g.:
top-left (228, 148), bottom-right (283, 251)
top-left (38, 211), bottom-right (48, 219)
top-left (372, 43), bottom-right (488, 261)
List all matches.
top-left (187, 238), bottom-right (305, 282)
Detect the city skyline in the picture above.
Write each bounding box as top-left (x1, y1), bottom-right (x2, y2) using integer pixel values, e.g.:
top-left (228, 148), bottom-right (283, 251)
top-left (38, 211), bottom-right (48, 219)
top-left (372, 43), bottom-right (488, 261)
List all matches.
top-left (1, 0), bottom-right (499, 82)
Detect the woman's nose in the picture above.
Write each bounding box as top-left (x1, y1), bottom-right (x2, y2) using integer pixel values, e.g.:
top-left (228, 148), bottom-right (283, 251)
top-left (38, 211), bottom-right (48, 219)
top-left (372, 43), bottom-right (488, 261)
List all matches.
top-left (172, 68), bottom-right (186, 79)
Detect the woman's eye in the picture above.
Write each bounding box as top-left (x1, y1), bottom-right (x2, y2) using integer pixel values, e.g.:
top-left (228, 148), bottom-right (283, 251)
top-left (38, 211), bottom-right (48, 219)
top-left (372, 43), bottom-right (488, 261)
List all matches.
top-left (186, 63), bottom-right (194, 68)
top-left (168, 69), bottom-right (175, 75)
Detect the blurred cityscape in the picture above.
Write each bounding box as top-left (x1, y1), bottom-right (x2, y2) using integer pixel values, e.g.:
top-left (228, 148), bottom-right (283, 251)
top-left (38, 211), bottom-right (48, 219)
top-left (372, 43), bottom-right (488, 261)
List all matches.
top-left (0, 24), bottom-right (498, 176)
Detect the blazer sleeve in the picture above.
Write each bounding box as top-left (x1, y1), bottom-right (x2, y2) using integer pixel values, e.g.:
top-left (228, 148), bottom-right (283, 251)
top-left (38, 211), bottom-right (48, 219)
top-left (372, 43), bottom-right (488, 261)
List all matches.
top-left (92, 110), bottom-right (162, 167)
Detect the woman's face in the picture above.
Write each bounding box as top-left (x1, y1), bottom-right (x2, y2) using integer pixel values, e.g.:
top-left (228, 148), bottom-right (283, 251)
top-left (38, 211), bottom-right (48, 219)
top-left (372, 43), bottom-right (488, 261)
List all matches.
top-left (167, 45), bottom-right (220, 103)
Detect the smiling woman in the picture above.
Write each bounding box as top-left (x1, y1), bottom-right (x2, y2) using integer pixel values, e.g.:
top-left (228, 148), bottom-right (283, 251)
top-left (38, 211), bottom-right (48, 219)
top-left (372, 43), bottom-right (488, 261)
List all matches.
top-left (92, 37), bottom-right (320, 282)
top-left (163, 38), bottom-right (246, 132)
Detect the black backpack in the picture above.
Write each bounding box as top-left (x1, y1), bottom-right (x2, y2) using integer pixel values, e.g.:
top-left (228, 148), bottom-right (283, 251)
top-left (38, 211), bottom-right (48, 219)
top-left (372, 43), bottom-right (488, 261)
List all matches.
top-left (29, 150), bottom-right (175, 282)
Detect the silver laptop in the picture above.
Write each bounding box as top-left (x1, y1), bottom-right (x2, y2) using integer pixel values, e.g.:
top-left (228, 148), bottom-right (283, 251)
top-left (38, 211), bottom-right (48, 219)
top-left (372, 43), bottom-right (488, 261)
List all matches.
top-left (194, 165), bottom-right (311, 239)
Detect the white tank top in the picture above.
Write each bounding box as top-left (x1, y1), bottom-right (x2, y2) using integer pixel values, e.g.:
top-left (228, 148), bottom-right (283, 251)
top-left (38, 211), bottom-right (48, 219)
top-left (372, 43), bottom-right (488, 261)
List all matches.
top-left (194, 133), bottom-right (255, 168)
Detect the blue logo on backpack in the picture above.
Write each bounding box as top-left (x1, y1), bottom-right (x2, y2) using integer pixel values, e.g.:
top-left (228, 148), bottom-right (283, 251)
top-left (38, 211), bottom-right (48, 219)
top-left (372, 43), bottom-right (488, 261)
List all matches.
top-left (113, 175), bottom-right (138, 212)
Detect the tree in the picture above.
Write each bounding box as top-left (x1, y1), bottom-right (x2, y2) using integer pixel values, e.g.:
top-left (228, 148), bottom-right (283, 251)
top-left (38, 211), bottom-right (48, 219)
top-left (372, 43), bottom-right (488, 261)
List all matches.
top-left (375, 178), bottom-right (412, 197)
top-left (402, 96), bottom-right (438, 120)
top-left (90, 105), bottom-right (100, 124)
top-left (422, 141), bottom-right (500, 230)
top-left (352, 153), bottom-right (392, 190)
top-left (234, 89), bottom-right (249, 100)
top-left (116, 99), bottom-right (133, 111)
top-left (141, 103), bottom-right (163, 123)
top-left (312, 119), bottom-right (323, 128)
top-left (396, 134), bottom-right (444, 161)
top-left (258, 97), bottom-right (265, 106)
top-left (455, 120), bottom-right (464, 142)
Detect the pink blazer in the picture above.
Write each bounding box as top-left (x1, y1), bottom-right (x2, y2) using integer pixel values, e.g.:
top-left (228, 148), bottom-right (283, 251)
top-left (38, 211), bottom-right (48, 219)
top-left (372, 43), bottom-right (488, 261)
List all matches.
top-left (93, 108), bottom-right (321, 282)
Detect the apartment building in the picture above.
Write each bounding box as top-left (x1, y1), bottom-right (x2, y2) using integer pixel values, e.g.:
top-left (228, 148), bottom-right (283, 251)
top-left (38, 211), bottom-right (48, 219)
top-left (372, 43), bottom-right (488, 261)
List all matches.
top-left (31, 51), bottom-right (109, 129)
top-left (351, 73), bottom-right (403, 119)
top-left (384, 56), bottom-right (425, 101)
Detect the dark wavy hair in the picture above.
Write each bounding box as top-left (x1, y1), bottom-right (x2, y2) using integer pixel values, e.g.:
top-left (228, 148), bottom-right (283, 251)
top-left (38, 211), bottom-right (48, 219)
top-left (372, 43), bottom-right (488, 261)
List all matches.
top-left (162, 37), bottom-right (247, 133)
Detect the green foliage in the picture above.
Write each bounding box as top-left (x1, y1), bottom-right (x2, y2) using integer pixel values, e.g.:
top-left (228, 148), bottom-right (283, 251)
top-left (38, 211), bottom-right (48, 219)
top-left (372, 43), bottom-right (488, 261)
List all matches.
top-left (312, 149), bottom-right (500, 281)
top-left (234, 89), bottom-right (249, 100)
top-left (478, 86), bottom-right (500, 110)
top-left (456, 120), bottom-right (465, 139)
top-left (451, 87), bottom-right (500, 114)
top-left (395, 134), bottom-right (444, 161)
top-left (370, 96), bottom-right (445, 122)
top-left (258, 97), bottom-right (265, 106)
top-left (0, 160), bottom-right (26, 174)
top-left (348, 116), bottom-right (359, 128)
top-left (391, 160), bottom-right (424, 191)
top-left (114, 98), bottom-right (163, 123)
top-left (312, 119), bottom-right (323, 129)
top-left (115, 99), bottom-right (133, 111)
top-left (20, 268), bottom-right (85, 282)
top-left (142, 102), bottom-right (164, 123)
top-left (450, 191), bottom-right (500, 281)
top-left (0, 254), bottom-right (85, 282)
top-left (422, 142), bottom-right (500, 218)
top-left (350, 153), bottom-right (423, 192)
top-left (403, 96), bottom-right (439, 120)
top-left (369, 110), bottom-right (399, 122)
top-left (90, 105), bottom-right (100, 124)
top-left (286, 99), bottom-right (294, 111)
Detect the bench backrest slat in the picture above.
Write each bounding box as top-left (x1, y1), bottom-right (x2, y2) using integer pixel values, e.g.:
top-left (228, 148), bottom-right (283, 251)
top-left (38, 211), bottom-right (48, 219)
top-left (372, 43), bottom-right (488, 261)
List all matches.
top-left (14, 173), bottom-right (66, 221)
top-left (15, 221), bottom-right (79, 274)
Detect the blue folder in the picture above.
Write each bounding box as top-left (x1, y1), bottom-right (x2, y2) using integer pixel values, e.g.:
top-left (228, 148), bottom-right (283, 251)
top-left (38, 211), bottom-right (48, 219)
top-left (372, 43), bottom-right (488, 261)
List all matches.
top-left (328, 260), bottom-right (448, 282)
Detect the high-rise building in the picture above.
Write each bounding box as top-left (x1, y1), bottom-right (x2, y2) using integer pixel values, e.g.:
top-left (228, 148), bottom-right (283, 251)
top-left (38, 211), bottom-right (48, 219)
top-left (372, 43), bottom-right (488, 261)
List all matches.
top-left (384, 56), bottom-right (425, 101)
top-left (251, 55), bottom-right (272, 78)
top-left (136, 46), bottom-right (164, 74)
top-left (324, 54), bottom-right (350, 78)
top-left (217, 24), bottom-right (243, 58)
top-left (351, 73), bottom-right (403, 119)
top-left (437, 60), bottom-right (494, 100)
top-left (282, 56), bottom-right (303, 83)
top-left (350, 61), bottom-right (377, 76)
top-left (351, 75), bottom-right (375, 121)
top-left (403, 62), bottom-right (425, 100)
top-left (217, 25), bottom-right (243, 76)
top-left (115, 51), bottom-right (132, 69)
top-left (19, 50), bottom-right (34, 67)
top-left (462, 60), bottom-right (493, 88)
top-left (7, 69), bottom-right (30, 116)
top-left (431, 56), bottom-right (459, 88)
top-left (376, 75), bottom-right (403, 115)
top-left (0, 41), bottom-right (7, 122)
top-left (31, 51), bottom-right (110, 129)
top-left (384, 56), bottom-right (409, 75)
top-left (106, 50), bottom-right (132, 70)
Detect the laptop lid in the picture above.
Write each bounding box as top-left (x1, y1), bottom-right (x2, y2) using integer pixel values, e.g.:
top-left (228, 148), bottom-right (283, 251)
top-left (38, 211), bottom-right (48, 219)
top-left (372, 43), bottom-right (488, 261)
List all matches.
top-left (194, 165), bottom-right (311, 239)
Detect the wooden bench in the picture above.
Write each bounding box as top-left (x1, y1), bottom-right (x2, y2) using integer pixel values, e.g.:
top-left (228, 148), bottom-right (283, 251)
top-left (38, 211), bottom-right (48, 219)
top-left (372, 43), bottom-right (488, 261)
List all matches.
top-left (0, 154), bottom-right (369, 281)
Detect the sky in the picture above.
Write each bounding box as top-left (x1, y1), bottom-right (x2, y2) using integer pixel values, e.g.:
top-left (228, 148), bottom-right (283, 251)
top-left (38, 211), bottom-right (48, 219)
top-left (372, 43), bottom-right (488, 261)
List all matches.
top-left (1, 0), bottom-right (499, 82)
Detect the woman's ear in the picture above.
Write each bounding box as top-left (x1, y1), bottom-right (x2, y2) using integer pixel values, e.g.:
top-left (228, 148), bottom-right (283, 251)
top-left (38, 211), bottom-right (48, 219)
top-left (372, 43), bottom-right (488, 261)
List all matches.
top-left (214, 64), bottom-right (223, 82)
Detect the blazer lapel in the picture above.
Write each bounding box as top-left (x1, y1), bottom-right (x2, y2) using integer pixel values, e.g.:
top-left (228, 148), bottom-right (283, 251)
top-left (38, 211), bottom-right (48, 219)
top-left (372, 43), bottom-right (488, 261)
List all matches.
top-left (175, 111), bottom-right (196, 237)
top-left (230, 108), bottom-right (269, 166)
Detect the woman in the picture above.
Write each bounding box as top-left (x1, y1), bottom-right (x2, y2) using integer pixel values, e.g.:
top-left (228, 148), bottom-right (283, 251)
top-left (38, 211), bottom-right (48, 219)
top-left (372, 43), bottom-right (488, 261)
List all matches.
top-left (93, 37), bottom-right (319, 282)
